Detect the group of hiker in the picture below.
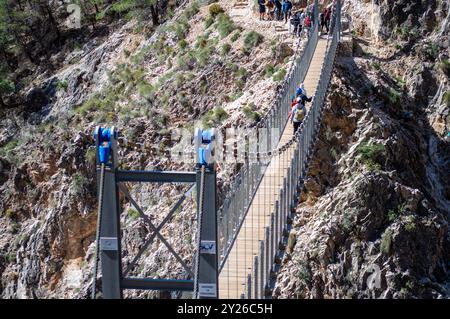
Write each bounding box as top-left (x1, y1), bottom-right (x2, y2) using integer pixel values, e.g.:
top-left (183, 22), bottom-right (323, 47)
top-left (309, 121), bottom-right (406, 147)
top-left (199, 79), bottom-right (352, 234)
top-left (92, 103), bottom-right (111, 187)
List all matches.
top-left (319, 5), bottom-right (332, 34)
top-left (257, 1), bottom-right (333, 38)
top-left (258, 0), bottom-right (293, 23)
top-left (289, 8), bottom-right (313, 37)
top-left (290, 4), bottom-right (332, 37)
top-left (254, 3), bottom-right (334, 132)
top-left (290, 83), bottom-right (313, 133)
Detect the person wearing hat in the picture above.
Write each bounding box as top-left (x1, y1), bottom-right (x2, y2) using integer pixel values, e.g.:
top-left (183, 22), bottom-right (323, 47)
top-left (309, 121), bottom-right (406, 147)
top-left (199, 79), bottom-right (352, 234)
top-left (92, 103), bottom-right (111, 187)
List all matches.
top-left (293, 83), bottom-right (311, 106)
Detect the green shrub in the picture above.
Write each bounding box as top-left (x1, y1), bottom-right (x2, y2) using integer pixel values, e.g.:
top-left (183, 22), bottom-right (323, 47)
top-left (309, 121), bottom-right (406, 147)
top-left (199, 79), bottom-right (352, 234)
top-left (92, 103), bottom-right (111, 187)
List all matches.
top-left (265, 63), bottom-right (275, 77)
top-left (242, 105), bottom-right (261, 122)
top-left (111, 0), bottom-right (135, 14)
top-left (388, 88), bottom-right (401, 105)
top-left (229, 90), bottom-right (243, 101)
top-left (3, 253), bottom-right (16, 264)
top-left (357, 142), bottom-right (386, 171)
top-left (273, 68), bottom-right (287, 82)
top-left (398, 26), bottom-right (418, 41)
top-left (175, 73), bottom-right (186, 88)
top-left (56, 80), bottom-right (68, 91)
top-left (128, 208), bottom-right (140, 220)
top-left (426, 42), bottom-right (439, 58)
top-left (387, 202), bottom-right (407, 222)
top-left (4, 208), bottom-right (16, 220)
top-left (221, 43), bottom-right (231, 55)
top-left (394, 76), bottom-right (406, 87)
top-left (171, 18), bottom-right (190, 40)
top-left (381, 228), bottom-right (393, 254)
top-left (235, 67), bottom-right (248, 86)
top-left (216, 13), bottom-right (235, 38)
top-left (372, 62), bottom-right (381, 70)
top-left (76, 94), bottom-right (104, 116)
top-left (195, 34), bottom-right (209, 49)
top-left (404, 215), bottom-right (416, 232)
top-left (85, 148), bottom-right (97, 166)
top-left (243, 31), bottom-right (263, 53)
top-left (296, 264), bottom-right (310, 284)
top-left (195, 43), bottom-right (215, 66)
top-left (185, 1), bottom-right (200, 19)
top-left (0, 139), bottom-right (19, 158)
top-left (342, 211), bottom-right (353, 231)
top-left (202, 107), bottom-right (229, 128)
top-left (0, 78), bottom-right (15, 95)
top-left (204, 15), bottom-right (214, 29)
top-left (208, 3), bottom-right (224, 16)
top-left (439, 59), bottom-right (450, 76)
top-left (178, 39), bottom-right (188, 50)
top-left (71, 173), bottom-right (87, 196)
top-left (137, 82), bottom-right (154, 99)
top-left (230, 31), bottom-right (241, 42)
top-left (443, 91), bottom-right (450, 106)
top-left (388, 209), bottom-right (398, 222)
top-left (226, 62), bottom-right (239, 72)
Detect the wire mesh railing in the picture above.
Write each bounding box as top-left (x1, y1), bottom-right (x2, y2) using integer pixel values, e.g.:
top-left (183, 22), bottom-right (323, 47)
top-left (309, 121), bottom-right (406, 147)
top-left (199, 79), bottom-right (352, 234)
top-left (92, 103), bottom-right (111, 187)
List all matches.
top-left (223, 0), bottom-right (342, 299)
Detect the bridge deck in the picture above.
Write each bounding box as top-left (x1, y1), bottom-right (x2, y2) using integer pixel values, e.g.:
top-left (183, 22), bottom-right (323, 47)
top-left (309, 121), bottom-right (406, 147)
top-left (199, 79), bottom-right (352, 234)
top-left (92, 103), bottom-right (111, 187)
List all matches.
top-left (218, 36), bottom-right (328, 299)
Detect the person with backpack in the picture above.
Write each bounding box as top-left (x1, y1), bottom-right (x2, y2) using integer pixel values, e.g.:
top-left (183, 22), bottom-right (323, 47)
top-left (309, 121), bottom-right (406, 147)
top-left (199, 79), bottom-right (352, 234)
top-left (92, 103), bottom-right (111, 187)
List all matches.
top-left (282, 0), bottom-right (293, 23)
top-left (258, 0), bottom-right (266, 21)
top-left (323, 7), bottom-right (331, 34)
top-left (290, 97), bottom-right (307, 133)
top-left (299, 10), bottom-right (306, 36)
top-left (290, 11), bottom-right (300, 37)
top-left (319, 10), bottom-right (326, 34)
top-left (304, 14), bottom-right (311, 33)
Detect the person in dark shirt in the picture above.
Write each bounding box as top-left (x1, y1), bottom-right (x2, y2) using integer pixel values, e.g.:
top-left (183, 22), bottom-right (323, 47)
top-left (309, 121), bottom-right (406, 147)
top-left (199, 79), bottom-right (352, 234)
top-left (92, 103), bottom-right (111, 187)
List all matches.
top-left (282, 0), bottom-right (293, 23)
top-left (274, 0), bottom-right (282, 20)
top-left (290, 10), bottom-right (304, 37)
top-left (258, 0), bottom-right (266, 20)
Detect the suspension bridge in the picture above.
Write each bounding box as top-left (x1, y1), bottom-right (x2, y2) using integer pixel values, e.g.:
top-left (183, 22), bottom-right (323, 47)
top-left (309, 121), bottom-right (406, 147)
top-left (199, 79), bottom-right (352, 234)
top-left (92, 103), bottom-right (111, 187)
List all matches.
top-left (91, 0), bottom-right (342, 299)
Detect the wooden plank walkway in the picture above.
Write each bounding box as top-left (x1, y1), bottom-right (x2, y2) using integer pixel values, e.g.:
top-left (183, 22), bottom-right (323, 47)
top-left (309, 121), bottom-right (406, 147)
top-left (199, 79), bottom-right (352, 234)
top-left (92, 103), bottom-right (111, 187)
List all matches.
top-left (218, 37), bottom-right (328, 299)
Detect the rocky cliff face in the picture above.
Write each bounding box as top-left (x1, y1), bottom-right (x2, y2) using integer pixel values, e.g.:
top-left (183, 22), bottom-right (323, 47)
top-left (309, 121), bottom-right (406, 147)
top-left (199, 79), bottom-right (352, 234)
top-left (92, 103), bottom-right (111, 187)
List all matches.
top-left (274, 0), bottom-right (450, 299)
top-left (0, 0), bottom-right (300, 298)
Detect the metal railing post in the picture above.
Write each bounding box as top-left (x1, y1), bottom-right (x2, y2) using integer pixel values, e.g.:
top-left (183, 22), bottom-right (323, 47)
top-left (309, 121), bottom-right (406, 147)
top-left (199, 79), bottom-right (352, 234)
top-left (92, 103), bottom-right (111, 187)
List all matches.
top-left (247, 273), bottom-right (252, 299)
top-left (270, 213), bottom-right (275, 269)
top-left (264, 227), bottom-right (270, 298)
top-left (253, 256), bottom-right (258, 299)
top-left (275, 200), bottom-right (279, 253)
top-left (259, 241), bottom-right (264, 299)
top-left (286, 167), bottom-right (291, 221)
top-left (279, 189), bottom-right (284, 241)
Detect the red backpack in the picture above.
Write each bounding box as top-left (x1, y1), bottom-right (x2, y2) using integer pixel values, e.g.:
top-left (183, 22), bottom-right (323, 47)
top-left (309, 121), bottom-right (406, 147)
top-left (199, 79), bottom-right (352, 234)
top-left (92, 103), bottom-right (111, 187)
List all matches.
top-left (305, 16), bottom-right (311, 27)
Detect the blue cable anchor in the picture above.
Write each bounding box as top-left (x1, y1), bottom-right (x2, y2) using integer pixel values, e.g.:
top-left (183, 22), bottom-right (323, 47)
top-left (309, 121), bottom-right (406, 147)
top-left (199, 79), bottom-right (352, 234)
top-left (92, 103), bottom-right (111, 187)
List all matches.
top-left (195, 128), bottom-right (216, 167)
top-left (94, 127), bottom-right (117, 165)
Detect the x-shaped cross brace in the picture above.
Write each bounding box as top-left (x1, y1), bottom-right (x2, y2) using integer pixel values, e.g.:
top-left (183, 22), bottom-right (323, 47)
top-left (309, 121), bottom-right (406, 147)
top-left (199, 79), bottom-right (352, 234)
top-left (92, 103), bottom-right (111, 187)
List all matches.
top-left (118, 184), bottom-right (195, 277)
